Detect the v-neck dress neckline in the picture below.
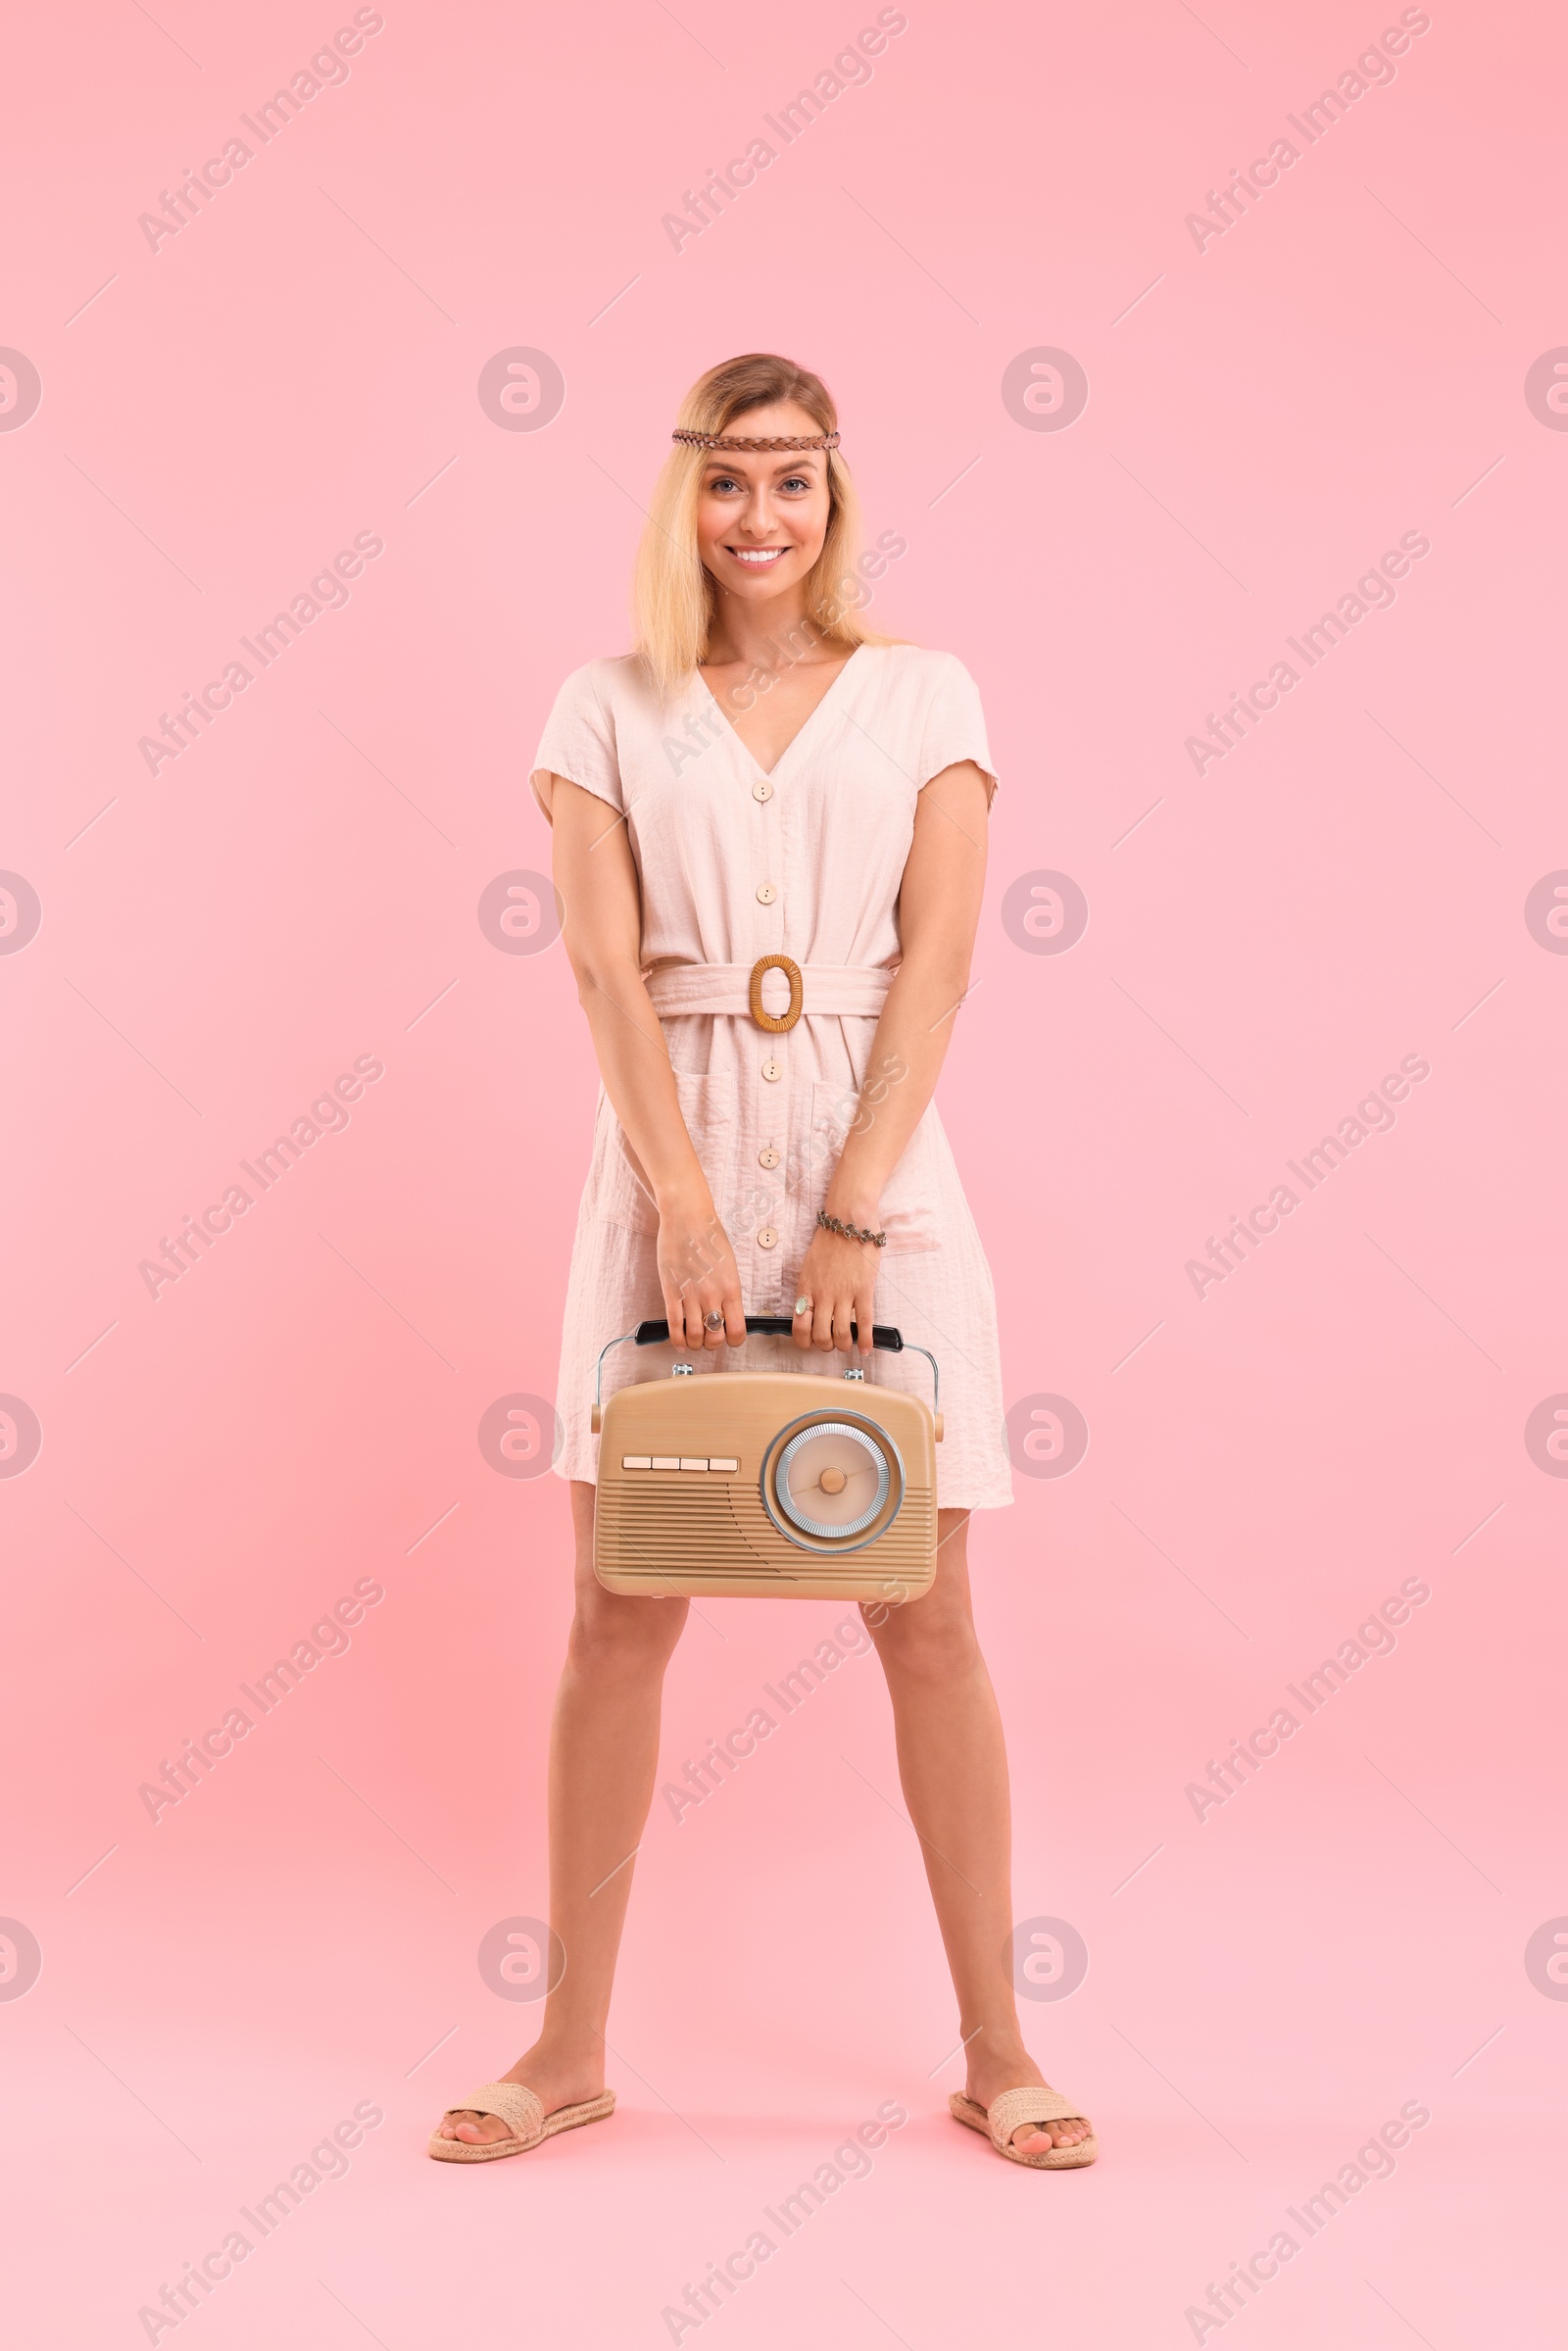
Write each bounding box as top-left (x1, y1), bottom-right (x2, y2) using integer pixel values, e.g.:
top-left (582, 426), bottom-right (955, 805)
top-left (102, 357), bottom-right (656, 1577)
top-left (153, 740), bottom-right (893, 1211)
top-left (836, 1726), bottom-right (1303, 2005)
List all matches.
top-left (696, 643), bottom-right (865, 779)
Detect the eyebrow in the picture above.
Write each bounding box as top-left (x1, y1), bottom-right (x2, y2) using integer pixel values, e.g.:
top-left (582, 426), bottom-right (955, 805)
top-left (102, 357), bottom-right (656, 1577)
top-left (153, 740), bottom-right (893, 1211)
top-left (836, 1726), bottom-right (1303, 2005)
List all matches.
top-left (703, 456), bottom-right (820, 477)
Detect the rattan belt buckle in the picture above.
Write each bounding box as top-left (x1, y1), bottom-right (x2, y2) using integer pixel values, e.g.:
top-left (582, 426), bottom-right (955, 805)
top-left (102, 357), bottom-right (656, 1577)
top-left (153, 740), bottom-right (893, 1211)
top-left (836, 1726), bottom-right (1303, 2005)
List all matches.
top-left (749, 953), bottom-right (803, 1033)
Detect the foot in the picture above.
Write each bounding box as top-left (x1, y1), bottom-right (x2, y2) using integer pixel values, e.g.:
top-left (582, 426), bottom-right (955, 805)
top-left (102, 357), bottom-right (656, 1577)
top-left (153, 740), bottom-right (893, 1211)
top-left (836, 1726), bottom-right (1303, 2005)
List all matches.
top-left (963, 2042), bottom-right (1093, 2157)
top-left (434, 2042), bottom-right (605, 2147)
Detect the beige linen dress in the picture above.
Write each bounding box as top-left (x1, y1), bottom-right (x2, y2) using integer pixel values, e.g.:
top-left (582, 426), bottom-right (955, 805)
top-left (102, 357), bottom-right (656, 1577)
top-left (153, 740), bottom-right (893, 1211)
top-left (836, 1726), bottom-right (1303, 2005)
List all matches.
top-left (529, 641), bottom-right (1013, 1510)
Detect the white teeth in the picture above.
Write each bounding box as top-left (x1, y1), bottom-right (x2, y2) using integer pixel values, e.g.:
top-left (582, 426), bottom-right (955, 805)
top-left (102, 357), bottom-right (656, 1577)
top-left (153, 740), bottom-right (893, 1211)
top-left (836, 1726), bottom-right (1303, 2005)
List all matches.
top-left (731, 548), bottom-right (784, 564)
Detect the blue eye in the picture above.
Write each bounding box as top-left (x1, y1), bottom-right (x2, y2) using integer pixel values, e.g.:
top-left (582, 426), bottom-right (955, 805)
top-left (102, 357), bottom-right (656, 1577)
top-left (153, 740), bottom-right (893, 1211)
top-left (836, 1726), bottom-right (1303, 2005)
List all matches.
top-left (781, 475), bottom-right (809, 493)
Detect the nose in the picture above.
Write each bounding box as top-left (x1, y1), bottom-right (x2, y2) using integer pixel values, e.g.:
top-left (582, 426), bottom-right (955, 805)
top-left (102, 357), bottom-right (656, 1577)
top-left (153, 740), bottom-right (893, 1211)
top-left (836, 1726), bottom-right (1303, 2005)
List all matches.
top-left (734, 485), bottom-right (780, 538)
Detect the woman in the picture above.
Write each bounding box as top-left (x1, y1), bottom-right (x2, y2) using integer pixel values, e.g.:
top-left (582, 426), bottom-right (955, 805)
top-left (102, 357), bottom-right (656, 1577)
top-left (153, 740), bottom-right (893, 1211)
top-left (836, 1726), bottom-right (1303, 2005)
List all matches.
top-left (431, 353), bottom-right (1096, 2171)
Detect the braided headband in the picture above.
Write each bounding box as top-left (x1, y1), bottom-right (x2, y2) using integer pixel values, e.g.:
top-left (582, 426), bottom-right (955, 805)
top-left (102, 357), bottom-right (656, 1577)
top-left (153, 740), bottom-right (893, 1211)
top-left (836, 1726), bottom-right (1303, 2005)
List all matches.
top-left (672, 428), bottom-right (841, 452)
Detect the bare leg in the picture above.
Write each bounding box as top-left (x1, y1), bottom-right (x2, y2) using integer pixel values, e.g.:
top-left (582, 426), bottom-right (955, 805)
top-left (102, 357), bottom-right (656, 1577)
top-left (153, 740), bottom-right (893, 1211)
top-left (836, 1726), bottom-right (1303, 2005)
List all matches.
top-left (862, 1509), bottom-right (1092, 2156)
top-left (436, 1481), bottom-right (686, 2144)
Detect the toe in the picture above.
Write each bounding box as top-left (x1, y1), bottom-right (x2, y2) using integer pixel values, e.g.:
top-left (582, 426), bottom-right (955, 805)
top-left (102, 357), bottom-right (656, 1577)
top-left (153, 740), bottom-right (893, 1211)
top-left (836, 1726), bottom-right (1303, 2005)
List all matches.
top-left (1011, 2117), bottom-right (1090, 2154)
top-left (444, 2110), bottom-right (506, 2144)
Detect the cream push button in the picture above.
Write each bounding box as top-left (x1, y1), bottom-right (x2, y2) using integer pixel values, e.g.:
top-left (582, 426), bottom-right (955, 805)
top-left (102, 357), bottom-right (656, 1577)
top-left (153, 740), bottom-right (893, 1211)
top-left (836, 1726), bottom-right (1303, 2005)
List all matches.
top-left (758, 1145), bottom-right (779, 1169)
top-left (761, 1057), bottom-right (782, 1082)
top-left (752, 778), bottom-right (773, 802)
top-left (758, 1227), bottom-right (778, 1249)
top-left (625, 1456), bottom-right (738, 1473)
top-left (756, 882), bottom-right (777, 905)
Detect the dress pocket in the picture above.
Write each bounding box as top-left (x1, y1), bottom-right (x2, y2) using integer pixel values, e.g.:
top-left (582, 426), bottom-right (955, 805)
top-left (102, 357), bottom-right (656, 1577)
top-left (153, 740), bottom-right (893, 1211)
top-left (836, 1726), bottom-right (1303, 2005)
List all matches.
top-left (599, 1067), bottom-right (737, 1238)
top-left (806, 1079), bottom-right (940, 1255)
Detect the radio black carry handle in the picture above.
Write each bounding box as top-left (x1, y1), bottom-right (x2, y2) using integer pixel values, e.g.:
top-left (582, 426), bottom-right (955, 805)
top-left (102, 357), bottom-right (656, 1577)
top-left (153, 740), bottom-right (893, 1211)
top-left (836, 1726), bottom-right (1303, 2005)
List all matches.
top-left (594, 1318), bottom-right (940, 1424)
top-left (632, 1315), bottom-right (904, 1351)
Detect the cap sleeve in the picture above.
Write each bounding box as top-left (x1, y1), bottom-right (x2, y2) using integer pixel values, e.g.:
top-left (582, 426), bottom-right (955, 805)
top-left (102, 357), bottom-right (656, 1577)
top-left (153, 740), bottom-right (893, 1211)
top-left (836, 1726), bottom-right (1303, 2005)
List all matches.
top-left (918, 654), bottom-right (999, 807)
top-left (529, 662), bottom-right (622, 823)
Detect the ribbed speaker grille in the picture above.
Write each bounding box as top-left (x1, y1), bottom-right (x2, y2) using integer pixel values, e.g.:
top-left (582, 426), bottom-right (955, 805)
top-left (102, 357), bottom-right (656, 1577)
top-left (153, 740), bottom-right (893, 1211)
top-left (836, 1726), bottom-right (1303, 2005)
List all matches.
top-left (596, 1474), bottom-right (934, 1589)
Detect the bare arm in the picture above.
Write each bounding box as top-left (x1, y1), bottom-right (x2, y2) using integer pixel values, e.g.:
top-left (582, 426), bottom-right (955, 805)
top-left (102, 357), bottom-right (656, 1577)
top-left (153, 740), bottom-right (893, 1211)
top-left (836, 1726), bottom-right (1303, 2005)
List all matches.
top-left (549, 777), bottom-right (745, 1349)
top-left (793, 758), bottom-right (991, 1353)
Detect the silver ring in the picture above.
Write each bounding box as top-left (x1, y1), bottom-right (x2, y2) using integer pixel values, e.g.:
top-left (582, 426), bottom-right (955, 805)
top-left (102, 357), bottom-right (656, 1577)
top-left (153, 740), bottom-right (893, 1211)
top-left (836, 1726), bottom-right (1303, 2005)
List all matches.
top-left (704, 1309), bottom-right (724, 1329)
top-left (794, 1295), bottom-right (812, 1316)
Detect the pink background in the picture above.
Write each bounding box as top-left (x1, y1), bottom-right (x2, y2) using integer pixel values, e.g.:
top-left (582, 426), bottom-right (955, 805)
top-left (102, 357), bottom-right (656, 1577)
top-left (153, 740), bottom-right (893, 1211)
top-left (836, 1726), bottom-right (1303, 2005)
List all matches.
top-left (3, 0), bottom-right (1564, 2342)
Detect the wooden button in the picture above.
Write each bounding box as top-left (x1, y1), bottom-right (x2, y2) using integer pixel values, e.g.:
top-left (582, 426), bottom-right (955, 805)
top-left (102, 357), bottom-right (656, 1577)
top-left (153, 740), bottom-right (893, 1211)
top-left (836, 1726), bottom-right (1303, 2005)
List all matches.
top-left (819, 1467), bottom-right (847, 1494)
top-left (758, 1145), bottom-right (779, 1169)
top-left (752, 778), bottom-right (773, 802)
top-left (758, 1227), bottom-right (778, 1249)
top-left (756, 882), bottom-right (777, 905)
top-left (761, 1058), bottom-right (782, 1082)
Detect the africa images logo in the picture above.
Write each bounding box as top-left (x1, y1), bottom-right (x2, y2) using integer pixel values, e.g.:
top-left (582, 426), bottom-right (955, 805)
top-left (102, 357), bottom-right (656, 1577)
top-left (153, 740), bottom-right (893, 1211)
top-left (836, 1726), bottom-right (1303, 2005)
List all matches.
top-left (0, 348), bottom-right (43, 431)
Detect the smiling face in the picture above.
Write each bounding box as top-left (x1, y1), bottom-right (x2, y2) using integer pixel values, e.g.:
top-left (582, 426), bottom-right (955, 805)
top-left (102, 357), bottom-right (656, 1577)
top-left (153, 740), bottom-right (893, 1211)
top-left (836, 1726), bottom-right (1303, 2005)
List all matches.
top-left (694, 401), bottom-right (834, 613)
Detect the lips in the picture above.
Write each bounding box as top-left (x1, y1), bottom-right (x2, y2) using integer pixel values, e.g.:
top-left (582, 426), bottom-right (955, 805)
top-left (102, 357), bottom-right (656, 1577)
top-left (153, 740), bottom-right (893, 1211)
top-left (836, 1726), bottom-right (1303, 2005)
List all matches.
top-left (727, 546), bottom-right (788, 566)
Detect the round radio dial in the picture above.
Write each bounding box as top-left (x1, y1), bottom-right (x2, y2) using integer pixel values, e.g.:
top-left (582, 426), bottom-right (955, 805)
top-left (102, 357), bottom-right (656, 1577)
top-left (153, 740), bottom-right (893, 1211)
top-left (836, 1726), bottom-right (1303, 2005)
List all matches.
top-left (765, 1416), bottom-right (902, 1545)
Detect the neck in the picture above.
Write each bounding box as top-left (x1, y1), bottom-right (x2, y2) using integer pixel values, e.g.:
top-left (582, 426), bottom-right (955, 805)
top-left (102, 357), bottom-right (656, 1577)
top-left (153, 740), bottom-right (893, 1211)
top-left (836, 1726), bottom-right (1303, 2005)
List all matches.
top-left (704, 586), bottom-right (830, 678)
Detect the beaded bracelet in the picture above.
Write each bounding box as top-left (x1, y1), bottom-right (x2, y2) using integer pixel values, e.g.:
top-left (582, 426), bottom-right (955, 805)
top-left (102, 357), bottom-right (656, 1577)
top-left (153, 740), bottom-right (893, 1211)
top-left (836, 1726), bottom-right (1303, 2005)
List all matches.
top-left (817, 1207), bottom-right (887, 1249)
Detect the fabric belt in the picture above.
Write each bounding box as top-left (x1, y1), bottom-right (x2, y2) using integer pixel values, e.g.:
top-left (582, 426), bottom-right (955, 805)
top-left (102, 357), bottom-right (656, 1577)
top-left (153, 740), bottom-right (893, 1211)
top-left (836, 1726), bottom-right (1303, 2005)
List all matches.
top-left (643, 958), bottom-right (894, 1028)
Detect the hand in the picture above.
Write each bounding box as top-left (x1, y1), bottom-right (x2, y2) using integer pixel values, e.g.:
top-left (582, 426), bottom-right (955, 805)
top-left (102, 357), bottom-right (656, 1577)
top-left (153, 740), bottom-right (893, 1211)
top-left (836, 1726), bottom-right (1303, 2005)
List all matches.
top-left (656, 1188), bottom-right (746, 1351)
top-left (791, 1209), bottom-right (880, 1356)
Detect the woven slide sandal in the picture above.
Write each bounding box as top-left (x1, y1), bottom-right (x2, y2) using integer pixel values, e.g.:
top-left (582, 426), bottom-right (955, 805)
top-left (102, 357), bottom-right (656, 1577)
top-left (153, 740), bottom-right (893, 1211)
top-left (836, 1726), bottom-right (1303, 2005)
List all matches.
top-left (427, 2080), bottom-right (615, 2163)
top-left (950, 2084), bottom-right (1098, 2169)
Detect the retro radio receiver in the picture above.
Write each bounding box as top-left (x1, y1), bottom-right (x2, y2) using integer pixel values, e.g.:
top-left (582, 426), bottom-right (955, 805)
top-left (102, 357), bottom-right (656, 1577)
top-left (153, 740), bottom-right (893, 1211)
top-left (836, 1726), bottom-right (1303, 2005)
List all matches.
top-left (591, 1317), bottom-right (942, 1602)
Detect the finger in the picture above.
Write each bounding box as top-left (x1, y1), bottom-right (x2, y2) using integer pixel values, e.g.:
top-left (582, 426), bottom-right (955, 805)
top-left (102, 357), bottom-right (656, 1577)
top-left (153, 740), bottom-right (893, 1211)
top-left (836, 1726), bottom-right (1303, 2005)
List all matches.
top-left (831, 1296), bottom-right (858, 1353)
top-left (723, 1277), bottom-right (747, 1347)
top-left (690, 1266), bottom-right (723, 1348)
top-left (854, 1280), bottom-right (877, 1355)
top-left (698, 1279), bottom-right (732, 1348)
top-left (813, 1295), bottom-right (842, 1351)
top-left (792, 1288), bottom-right (814, 1350)
top-left (679, 1285), bottom-right (707, 1350)
top-left (662, 1284), bottom-right (686, 1346)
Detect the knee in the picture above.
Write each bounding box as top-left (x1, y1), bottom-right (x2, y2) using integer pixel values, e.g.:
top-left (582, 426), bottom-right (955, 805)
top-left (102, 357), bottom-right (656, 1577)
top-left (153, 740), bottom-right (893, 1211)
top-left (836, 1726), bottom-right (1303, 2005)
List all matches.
top-left (567, 1590), bottom-right (686, 1681)
top-left (867, 1595), bottom-right (980, 1686)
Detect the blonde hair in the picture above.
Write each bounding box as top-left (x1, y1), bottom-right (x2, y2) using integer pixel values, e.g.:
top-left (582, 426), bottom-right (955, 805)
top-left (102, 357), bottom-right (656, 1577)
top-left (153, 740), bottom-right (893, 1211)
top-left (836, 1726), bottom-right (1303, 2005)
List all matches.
top-left (632, 353), bottom-right (895, 704)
